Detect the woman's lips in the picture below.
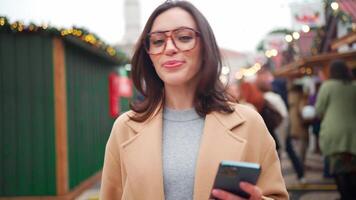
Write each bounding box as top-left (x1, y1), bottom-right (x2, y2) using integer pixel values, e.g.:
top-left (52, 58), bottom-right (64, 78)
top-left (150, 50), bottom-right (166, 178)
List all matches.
top-left (162, 60), bottom-right (185, 68)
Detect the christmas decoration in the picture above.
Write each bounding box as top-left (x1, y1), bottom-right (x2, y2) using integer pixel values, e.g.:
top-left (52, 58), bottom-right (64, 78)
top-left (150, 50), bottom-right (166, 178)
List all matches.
top-left (0, 16), bottom-right (128, 63)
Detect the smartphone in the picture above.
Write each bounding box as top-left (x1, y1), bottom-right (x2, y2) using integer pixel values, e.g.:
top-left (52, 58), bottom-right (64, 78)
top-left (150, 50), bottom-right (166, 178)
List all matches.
top-left (210, 160), bottom-right (261, 199)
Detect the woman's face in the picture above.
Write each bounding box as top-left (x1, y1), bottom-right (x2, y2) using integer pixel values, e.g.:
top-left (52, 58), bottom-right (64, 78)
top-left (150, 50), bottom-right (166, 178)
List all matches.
top-left (148, 7), bottom-right (202, 89)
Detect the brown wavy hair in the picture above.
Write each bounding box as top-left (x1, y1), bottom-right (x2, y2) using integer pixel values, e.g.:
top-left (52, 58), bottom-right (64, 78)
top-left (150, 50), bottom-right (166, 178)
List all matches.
top-left (130, 0), bottom-right (234, 122)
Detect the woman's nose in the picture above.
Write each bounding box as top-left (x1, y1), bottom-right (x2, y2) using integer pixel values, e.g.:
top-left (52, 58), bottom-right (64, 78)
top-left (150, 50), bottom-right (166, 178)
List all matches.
top-left (164, 38), bottom-right (178, 55)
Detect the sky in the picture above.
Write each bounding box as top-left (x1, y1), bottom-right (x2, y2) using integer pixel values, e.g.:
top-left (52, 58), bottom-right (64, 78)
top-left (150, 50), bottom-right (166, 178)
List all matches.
top-left (0, 0), bottom-right (295, 53)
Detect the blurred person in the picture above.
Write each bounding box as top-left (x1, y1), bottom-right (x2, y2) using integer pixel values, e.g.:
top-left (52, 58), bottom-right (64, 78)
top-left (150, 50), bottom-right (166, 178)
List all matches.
top-left (307, 82), bottom-right (321, 154)
top-left (239, 81), bottom-right (281, 152)
top-left (100, 1), bottom-right (288, 200)
top-left (256, 68), bottom-right (288, 149)
top-left (316, 60), bottom-right (356, 200)
top-left (226, 81), bottom-right (257, 111)
top-left (239, 81), bottom-right (264, 112)
top-left (258, 69), bottom-right (307, 182)
top-left (351, 68), bottom-right (356, 80)
top-left (288, 84), bottom-right (309, 171)
top-left (273, 78), bottom-right (306, 183)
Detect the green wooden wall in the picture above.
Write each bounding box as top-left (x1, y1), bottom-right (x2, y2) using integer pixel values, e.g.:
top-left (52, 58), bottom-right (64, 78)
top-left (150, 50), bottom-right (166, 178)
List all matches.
top-left (0, 32), bottom-right (56, 196)
top-left (64, 42), bottom-right (130, 189)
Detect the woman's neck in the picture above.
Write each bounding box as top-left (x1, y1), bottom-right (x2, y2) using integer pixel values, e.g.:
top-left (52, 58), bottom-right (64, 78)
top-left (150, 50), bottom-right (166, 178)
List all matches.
top-left (164, 85), bottom-right (196, 110)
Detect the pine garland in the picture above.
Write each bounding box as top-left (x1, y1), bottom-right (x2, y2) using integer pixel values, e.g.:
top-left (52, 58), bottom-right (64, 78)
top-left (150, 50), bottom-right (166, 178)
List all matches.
top-left (0, 16), bottom-right (129, 64)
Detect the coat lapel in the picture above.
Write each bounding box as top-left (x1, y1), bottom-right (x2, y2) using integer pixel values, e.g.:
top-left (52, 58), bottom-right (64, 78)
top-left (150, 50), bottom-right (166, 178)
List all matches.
top-left (121, 108), bottom-right (165, 200)
top-left (193, 109), bottom-right (247, 200)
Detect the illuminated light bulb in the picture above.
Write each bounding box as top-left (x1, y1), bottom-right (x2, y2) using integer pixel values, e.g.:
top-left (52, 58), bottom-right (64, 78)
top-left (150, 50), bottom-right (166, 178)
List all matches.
top-left (352, 23), bottom-right (356, 31)
top-left (253, 63), bottom-right (261, 70)
top-left (0, 18), bottom-right (4, 26)
top-left (265, 50), bottom-right (272, 58)
top-left (106, 47), bottom-right (116, 56)
top-left (219, 75), bottom-right (228, 85)
top-left (125, 64), bottom-right (132, 71)
top-left (255, 63), bottom-right (262, 71)
top-left (62, 30), bottom-right (69, 36)
top-left (42, 23), bottom-right (48, 29)
top-left (11, 23), bottom-right (18, 29)
top-left (331, 2), bottom-right (339, 10)
top-left (302, 25), bottom-right (310, 33)
top-left (271, 49), bottom-right (278, 57)
top-left (221, 66), bottom-right (230, 75)
top-left (85, 34), bottom-right (96, 44)
top-left (29, 24), bottom-right (35, 31)
top-left (285, 34), bottom-right (293, 42)
top-left (61, 30), bottom-right (68, 36)
top-left (306, 68), bottom-right (312, 75)
top-left (292, 32), bottom-right (300, 40)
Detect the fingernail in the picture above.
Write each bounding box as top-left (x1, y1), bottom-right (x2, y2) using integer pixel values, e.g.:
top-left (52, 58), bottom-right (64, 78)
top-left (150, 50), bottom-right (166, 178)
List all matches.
top-left (240, 182), bottom-right (247, 187)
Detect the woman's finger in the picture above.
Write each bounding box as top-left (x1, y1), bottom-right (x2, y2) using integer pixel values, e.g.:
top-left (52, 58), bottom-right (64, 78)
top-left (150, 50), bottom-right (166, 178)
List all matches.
top-left (239, 182), bottom-right (262, 200)
top-left (211, 189), bottom-right (245, 200)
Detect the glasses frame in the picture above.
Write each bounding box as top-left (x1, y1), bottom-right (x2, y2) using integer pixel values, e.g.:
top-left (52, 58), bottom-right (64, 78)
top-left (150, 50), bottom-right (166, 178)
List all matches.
top-left (144, 27), bottom-right (200, 55)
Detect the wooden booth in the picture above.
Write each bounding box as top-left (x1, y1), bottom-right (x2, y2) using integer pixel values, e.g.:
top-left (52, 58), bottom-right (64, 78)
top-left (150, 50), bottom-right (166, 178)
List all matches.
top-left (274, 50), bottom-right (356, 78)
top-left (0, 17), bottom-right (130, 199)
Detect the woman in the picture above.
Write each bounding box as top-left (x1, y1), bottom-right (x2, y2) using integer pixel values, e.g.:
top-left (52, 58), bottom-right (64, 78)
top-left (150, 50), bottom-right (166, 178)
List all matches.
top-left (316, 60), bottom-right (356, 199)
top-left (239, 81), bottom-right (281, 152)
top-left (288, 84), bottom-right (309, 170)
top-left (100, 1), bottom-right (288, 199)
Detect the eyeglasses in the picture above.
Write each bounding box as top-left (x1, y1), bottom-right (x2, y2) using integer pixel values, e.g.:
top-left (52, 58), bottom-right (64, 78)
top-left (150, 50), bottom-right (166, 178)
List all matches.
top-left (144, 27), bottom-right (200, 55)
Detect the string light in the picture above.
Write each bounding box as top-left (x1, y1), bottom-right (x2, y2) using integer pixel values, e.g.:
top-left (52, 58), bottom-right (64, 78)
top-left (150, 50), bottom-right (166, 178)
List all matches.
top-left (234, 63), bottom-right (262, 80)
top-left (0, 17), bottom-right (5, 26)
top-left (306, 67), bottom-right (313, 75)
top-left (106, 47), bottom-right (116, 56)
top-left (29, 24), bottom-right (36, 31)
top-left (265, 49), bottom-right (278, 58)
top-left (221, 66), bottom-right (230, 75)
top-left (302, 25), bottom-right (310, 33)
top-left (285, 34), bottom-right (293, 42)
top-left (331, 2), bottom-right (339, 10)
top-left (292, 32), bottom-right (300, 40)
top-left (0, 16), bottom-right (128, 62)
top-left (11, 22), bottom-right (18, 30)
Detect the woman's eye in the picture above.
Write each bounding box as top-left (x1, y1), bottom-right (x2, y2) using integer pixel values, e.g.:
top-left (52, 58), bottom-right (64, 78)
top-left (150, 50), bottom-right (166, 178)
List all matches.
top-left (178, 35), bottom-right (193, 42)
top-left (151, 39), bottom-right (165, 46)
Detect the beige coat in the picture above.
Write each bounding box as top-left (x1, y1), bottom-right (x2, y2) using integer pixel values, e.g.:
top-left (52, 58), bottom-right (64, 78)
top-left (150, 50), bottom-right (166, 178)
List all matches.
top-left (100, 104), bottom-right (288, 200)
top-left (288, 91), bottom-right (308, 139)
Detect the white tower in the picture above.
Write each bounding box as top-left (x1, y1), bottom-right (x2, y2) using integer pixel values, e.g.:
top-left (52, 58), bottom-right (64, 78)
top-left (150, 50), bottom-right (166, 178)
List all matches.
top-left (122, 0), bottom-right (141, 46)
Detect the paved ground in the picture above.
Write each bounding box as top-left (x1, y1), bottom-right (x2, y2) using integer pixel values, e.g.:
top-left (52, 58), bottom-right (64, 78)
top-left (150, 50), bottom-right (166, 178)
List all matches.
top-left (77, 142), bottom-right (340, 200)
top-left (281, 150), bottom-right (339, 200)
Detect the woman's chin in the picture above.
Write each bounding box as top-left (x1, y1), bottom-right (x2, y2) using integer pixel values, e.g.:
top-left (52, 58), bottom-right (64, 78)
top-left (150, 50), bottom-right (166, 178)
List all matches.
top-left (163, 79), bottom-right (186, 87)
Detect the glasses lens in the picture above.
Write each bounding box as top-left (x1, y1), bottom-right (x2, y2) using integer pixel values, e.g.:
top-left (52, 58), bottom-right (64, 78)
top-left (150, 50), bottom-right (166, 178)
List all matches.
top-left (145, 28), bottom-right (198, 55)
top-left (173, 28), bottom-right (196, 51)
top-left (147, 33), bottom-right (166, 54)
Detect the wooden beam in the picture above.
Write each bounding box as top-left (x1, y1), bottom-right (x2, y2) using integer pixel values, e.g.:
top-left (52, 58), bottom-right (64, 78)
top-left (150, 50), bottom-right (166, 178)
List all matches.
top-left (331, 32), bottom-right (356, 50)
top-left (52, 37), bottom-right (69, 195)
top-left (275, 50), bottom-right (356, 77)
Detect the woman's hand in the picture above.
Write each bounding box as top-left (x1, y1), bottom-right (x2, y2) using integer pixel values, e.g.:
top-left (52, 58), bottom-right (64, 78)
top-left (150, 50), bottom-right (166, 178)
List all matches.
top-left (211, 182), bottom-right (262, 200)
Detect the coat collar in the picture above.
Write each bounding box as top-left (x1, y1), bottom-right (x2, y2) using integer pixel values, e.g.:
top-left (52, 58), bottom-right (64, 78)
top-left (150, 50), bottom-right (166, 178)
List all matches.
top-left (123, 105), bottom-right (247, 200)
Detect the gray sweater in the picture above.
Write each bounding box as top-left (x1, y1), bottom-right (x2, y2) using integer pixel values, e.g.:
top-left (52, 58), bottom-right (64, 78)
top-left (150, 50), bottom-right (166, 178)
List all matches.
top-left (162, 107), bottom-right (205, 200)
